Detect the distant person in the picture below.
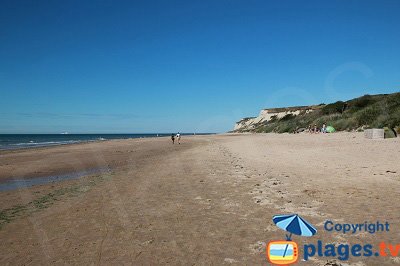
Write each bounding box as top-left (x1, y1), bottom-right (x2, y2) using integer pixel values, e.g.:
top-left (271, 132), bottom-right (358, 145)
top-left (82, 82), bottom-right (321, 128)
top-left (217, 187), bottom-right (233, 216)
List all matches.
top-left (171, 134), bottom-right (175, 144)
top-left (176, 132), bottom-right (181, 144)
top-left (308, 124), bottom-right (312, 134)
top-left (321, 124), bottom-right (327, 133)
top-left (313, 124), bottom-right (318, 133)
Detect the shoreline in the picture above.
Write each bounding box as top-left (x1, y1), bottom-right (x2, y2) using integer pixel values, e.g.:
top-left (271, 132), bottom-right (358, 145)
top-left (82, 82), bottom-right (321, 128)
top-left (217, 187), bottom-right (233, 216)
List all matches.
top-left (0, 133), bottom-right (215, 152)
top-left (0, 137), bottom-right (156, 154)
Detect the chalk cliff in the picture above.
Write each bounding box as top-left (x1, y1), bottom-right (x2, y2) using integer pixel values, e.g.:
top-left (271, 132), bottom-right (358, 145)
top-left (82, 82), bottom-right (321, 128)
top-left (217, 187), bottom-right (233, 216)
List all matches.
top-left (233, 106), bottom-right (317, 132)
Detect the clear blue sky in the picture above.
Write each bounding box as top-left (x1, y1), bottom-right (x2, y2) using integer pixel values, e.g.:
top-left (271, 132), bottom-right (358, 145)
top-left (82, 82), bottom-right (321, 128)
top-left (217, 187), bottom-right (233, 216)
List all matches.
top-left (1, 0), bottom-right (399, 133)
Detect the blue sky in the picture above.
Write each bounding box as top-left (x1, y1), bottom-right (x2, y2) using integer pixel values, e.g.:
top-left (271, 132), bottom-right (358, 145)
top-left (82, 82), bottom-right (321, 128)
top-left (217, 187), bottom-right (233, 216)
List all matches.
top-left (1, 0), bottom-right (399, 133)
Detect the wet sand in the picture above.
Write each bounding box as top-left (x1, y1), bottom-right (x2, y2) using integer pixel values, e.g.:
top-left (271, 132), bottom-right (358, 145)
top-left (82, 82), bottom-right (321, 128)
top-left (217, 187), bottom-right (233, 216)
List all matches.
top-left (0, 133), bottom-right (399, 265)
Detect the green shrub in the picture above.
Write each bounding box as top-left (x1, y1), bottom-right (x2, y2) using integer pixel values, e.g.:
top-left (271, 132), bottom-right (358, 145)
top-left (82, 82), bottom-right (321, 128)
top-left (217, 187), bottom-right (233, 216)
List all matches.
top-left (332, 118), bottom-right (355, 131)
top-left (351, 94), bottom-right (375, 108)
top-left (269, 115), bottom-right (278, 123)
top-left (355, 105), bottom-right (381, 126)
top-left (387, 93), bottom-right (400, 106)
top-left (274, 120), bottom-right (298, 133)
top-left (255, 126), bottom-right (266, 133)
top-left (370, 113), bottom-right (390, 128)
top-left (321, 101), bottom-right (347, 115)
top-left (386, 109), bottom-right (400, 128)
top-left (384, 127), bottom-right (397, 138)
top-left (279, 114), bottom-right (295, 121)
top-left (261, 123), bottom-right (277, 133)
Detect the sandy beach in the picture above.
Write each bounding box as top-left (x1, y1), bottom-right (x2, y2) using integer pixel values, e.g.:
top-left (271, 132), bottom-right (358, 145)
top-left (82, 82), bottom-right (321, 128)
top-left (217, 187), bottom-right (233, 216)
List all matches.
top-left (0, 133), bottom-right (399, 265)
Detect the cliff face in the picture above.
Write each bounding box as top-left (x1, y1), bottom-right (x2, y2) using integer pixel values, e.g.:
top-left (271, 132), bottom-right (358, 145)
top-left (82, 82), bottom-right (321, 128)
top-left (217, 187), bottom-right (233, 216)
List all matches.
top-left (234, 106), bottom-right (316, 132)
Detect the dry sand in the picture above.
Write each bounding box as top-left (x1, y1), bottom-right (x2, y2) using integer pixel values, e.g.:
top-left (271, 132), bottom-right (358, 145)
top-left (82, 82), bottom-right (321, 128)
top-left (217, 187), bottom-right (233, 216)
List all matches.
top-left (0, 133), bottom-right (399, 265)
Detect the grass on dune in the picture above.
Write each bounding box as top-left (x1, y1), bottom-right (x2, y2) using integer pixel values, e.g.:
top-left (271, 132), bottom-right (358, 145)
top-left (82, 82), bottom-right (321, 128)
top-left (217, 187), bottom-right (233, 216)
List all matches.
top-left (251, 93), bottom-right (400, 134)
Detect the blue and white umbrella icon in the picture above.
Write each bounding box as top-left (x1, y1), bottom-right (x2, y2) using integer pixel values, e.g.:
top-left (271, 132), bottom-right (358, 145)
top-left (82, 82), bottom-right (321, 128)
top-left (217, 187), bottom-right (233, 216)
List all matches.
top-left (272, 214), bottom-right (317, 257)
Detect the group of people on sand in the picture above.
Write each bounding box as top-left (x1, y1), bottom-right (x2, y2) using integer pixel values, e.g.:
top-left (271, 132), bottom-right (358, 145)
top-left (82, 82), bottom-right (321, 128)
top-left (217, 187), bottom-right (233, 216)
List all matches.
top-left (171, 133), bottom-right (181, 144)
top-left (308, 123), bottom-right (327, 134)
top-left (293, 123), bottom-right (327, 134)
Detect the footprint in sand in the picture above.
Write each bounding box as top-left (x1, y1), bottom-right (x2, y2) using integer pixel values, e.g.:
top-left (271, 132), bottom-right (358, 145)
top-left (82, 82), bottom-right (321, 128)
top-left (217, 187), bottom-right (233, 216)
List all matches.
top-left (254, 196), bottom-right (273, 206)
top-left (248, 241), bottom-right (266, 255)
top-left (324, 260), bottom-right (344, 266)
top-left (263, 224), bottom-right (278, 232)
top-left (223, 258), bottom-right (238, 264)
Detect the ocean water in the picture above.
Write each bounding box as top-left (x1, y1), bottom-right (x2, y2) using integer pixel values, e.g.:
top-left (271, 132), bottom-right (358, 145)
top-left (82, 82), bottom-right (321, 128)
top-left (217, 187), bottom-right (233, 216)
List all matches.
top-left (0, 133), bottom-right (211, 150)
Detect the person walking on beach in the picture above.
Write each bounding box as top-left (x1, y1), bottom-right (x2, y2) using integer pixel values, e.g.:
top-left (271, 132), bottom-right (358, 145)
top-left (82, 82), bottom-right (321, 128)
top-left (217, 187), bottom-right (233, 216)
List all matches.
top-left (176, 132), bottom-right (181, 144)
top-left (171, 134), bottom-right (175, 144)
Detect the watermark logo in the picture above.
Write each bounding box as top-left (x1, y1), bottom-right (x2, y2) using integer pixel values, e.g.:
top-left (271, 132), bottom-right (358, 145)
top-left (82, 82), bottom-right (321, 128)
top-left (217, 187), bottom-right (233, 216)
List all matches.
top-left (267, 214), bottom-right (317, 265)
top-left (267, 240), bottom-right (298, 265)
top-left (267, 215), bottom-right (396, 264)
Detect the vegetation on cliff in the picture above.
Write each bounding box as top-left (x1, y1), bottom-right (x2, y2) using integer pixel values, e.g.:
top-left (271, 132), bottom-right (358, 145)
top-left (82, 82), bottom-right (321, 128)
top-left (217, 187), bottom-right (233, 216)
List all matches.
top-left (238, 92), bottom-right (400, 134)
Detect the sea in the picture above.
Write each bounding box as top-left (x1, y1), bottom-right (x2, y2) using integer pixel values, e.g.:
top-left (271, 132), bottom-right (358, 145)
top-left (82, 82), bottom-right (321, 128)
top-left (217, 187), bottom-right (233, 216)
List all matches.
top-left (0, 133), bottom-right (212, 150)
